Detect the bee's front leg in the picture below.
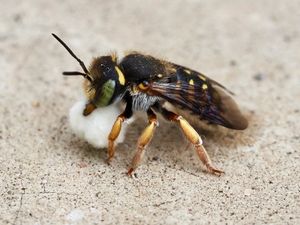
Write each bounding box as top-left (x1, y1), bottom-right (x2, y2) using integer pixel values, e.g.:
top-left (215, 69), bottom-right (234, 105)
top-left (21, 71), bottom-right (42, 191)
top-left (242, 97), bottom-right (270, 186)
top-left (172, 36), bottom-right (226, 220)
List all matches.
top-left (127, 109), bottom-right (158, 176)
top-left (107, 102), bottom-right (133, 164)
top-left (107, 115), bottom-right (125, 164)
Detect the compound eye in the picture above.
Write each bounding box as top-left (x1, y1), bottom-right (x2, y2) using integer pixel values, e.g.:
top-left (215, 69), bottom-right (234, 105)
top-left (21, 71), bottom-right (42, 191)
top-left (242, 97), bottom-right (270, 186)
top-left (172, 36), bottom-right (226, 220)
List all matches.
top-left (138, 81), bottom-right (149, 91)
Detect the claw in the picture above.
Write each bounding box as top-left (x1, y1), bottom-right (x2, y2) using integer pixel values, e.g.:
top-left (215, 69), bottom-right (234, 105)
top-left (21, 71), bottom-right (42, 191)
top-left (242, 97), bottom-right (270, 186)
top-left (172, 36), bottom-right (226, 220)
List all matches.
top-left (206, 165), bottom-right (224, 176)
top-left (127, 168), bottom-right (134, 177)
top-left (106, 157), bottom-right (112, 165)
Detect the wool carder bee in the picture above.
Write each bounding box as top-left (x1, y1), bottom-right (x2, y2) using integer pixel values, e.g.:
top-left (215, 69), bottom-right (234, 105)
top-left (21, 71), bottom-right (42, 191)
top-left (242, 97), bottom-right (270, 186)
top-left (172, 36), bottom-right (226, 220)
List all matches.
top-left (52, 33), bottom-right (248, 176)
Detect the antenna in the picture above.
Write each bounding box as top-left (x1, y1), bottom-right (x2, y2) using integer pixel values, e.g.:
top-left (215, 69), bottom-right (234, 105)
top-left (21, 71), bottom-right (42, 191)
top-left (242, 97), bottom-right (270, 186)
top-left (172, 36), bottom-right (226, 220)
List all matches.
top-left (62, 71), bottom-right (92, 82)
top-left (52, 33), bottom-right (92, 82)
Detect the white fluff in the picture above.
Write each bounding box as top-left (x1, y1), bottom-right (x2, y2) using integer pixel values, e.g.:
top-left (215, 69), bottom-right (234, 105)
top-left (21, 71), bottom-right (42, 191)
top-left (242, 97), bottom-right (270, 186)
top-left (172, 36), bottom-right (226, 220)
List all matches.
top-left (69, 100), bottom-right (131, 148)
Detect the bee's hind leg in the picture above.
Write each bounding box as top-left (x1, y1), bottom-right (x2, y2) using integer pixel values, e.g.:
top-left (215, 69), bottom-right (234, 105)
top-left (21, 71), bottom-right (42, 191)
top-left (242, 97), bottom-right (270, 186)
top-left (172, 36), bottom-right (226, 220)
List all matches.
top-left (156, 105), bottom-right (224, 176)
top-left (127, 109), bottom-right (158, 176)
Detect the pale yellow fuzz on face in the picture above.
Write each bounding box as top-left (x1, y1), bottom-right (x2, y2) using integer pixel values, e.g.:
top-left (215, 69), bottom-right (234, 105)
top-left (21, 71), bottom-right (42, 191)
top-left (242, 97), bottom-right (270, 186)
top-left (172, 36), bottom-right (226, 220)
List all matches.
top-left (83, 79), bottom-right (96, 100)
top-left (115, 66), bottom-right (125, 85)
top-left (111, 53), bottom-right (117, 62)
top-left (202, 84), bottom-right (208, 90)
top-left (189, 79), bottom-right (194, 85)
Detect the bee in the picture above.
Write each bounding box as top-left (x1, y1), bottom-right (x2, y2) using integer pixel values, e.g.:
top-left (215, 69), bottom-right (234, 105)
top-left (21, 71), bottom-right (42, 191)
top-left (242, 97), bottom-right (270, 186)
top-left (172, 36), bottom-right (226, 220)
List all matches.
top-left (52, 33), bottom-right (248, 176)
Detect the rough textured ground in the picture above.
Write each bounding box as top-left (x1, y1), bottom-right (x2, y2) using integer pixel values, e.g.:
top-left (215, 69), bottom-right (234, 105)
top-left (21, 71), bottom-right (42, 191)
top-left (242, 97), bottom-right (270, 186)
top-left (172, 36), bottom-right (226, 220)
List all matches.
top-left (1, 0), bottom-right (300, 224)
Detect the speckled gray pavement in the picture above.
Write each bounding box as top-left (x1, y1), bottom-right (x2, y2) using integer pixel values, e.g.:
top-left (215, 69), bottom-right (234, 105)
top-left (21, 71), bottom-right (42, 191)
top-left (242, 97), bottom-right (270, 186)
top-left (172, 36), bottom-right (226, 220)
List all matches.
top-left (1, 0), bottom-right (300, 224)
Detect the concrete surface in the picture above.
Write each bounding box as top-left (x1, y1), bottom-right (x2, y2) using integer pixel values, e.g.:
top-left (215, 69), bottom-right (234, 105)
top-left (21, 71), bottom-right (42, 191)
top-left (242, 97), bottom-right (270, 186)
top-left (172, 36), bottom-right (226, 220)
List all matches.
top-left (1, 0), bottom-right (300, 224)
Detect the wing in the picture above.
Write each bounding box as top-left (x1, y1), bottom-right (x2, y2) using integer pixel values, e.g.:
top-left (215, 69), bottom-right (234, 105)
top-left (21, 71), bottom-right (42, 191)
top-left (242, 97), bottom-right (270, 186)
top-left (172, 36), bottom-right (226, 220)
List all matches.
top-left (147, 65), bottom-right (248, 130)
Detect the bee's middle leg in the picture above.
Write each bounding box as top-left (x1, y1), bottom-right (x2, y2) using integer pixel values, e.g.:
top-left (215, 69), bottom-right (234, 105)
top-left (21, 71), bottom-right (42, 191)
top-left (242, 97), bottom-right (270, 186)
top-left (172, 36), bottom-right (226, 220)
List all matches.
top-left (127, 109), bottom-right (158, 176)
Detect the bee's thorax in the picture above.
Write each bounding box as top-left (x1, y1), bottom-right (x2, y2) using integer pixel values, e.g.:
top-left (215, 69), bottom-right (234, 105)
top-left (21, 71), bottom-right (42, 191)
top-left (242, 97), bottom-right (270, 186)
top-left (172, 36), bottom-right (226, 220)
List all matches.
top-left (130, 87), bottom-right (159, 111)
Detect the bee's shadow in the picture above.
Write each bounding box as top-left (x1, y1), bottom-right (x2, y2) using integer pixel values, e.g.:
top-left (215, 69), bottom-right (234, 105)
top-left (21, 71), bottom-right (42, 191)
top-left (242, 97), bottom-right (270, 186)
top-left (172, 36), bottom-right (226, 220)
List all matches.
top-left (195, 111), bottom-right (259, 151)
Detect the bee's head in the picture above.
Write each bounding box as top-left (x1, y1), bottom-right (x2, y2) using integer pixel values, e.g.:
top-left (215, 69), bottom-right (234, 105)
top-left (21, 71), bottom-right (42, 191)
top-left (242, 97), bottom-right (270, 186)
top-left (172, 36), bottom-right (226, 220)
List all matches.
top-left (52, 33), bottom-right (126, 116)
top-left (84, 56), bottom-right (126, 107)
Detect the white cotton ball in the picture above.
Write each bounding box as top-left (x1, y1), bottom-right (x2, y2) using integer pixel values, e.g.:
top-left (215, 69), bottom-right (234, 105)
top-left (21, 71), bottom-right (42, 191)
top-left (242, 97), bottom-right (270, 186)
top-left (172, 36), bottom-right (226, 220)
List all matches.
top-left (69, 100), bottom-right (132, 148)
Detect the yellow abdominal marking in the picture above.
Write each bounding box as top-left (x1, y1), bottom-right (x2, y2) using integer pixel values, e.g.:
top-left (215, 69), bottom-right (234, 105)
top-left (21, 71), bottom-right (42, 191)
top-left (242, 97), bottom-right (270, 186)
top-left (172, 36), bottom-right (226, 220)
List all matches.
top-left (199, 75), bottom-right (206, 81)
top-left (184, 69), bottom-right (191, 75)
top-left (115, 66), bottom-right (125, 85)
top-left (202, 84), bottom-right (208, 90)
top-left (189, 79), bottom-right (194, 85)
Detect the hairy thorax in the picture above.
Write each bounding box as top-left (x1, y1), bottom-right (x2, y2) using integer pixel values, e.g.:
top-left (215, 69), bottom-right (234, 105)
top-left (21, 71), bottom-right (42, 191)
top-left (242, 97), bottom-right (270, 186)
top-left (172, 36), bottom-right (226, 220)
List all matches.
top-left (130, 87), bottom-right (159, 111)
